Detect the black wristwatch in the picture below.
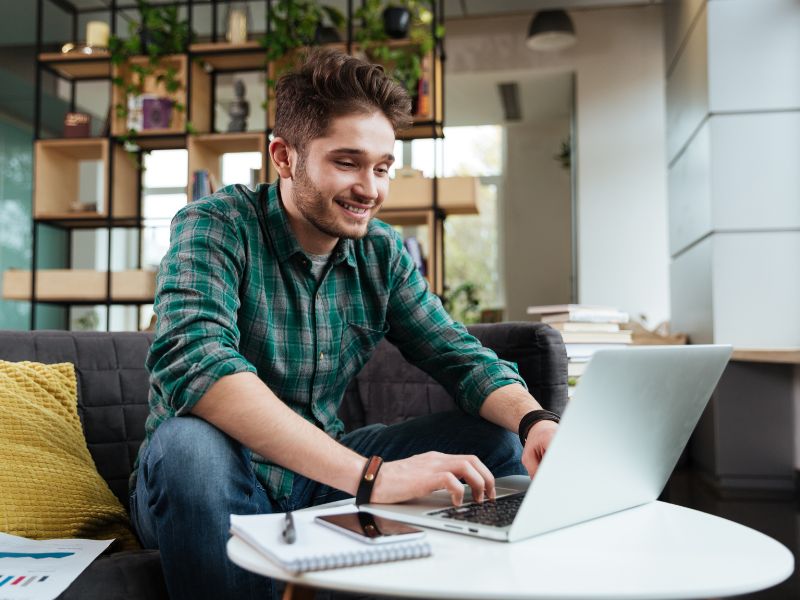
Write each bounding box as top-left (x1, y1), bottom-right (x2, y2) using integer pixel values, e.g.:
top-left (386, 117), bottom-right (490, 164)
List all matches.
top-left (518, 410), bottom-right (560, 446)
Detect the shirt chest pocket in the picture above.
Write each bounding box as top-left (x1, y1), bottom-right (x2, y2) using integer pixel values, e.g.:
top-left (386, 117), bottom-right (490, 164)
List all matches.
top-left (337, 322), bottom-right (389, 382)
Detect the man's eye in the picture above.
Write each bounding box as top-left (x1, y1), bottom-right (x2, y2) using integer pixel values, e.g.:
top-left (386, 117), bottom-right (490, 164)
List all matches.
top-left (335, 161), bottom-right (356, 168)
top-left (374, 168), bottom-right (389, 176)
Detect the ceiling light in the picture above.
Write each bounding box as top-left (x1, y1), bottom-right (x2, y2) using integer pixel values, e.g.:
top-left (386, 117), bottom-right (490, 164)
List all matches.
top-left (526, 10), bottom-right (576, 52)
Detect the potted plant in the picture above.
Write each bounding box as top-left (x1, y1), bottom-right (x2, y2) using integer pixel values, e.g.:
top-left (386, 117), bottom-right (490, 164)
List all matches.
top-left (260, 1), bottom-right (345, 72)
top-left (109, 0), bottom-right (193, 152)
top-left (354, 0), bottom-right (442, 112)
top-left (442, 282), bottom-right (482, 324)
top-left (383, 4), bottom-right (411, 39)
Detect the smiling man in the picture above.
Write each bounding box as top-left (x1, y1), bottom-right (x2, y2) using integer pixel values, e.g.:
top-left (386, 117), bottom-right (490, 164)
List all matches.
top-left (130, 49), bottom-right (559, 600)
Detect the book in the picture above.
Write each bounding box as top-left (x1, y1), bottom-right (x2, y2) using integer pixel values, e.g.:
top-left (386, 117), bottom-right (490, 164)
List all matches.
top-left (403, 237), bottom-right (426, 276)
top-left (565, 343), bottom-right (629, 360)
top-left (568, 361), bottom-right (588, 377)
top-left (558, 330), bottom-right (633, 345)
top-left (542, 312), bottom-right (629, 324)
top-left (548, 321), bottom-right (620, 333)
top-left (527, 304), bottom-right (629, 324)
top-left (192, 169), bottom-right (213, 201)
top-left (230, 506), bottom-right (432, 574)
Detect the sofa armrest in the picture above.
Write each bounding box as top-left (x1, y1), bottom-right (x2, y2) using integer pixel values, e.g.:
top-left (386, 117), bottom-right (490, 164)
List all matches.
top-left (339, 322), bottom-right (568, 431)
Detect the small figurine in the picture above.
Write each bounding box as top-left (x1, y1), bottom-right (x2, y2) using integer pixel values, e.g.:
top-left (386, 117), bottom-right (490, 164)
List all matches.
top-left (228, 79), bottom-right (249, 132)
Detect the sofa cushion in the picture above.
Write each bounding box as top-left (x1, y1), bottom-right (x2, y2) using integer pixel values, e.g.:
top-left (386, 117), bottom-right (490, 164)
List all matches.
top-left (0, 360), bottom-right (137, 549)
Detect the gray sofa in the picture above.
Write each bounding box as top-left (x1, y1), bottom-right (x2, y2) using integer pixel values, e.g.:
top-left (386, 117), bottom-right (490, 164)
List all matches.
top-left (0, 323), bottom-right (567, 599)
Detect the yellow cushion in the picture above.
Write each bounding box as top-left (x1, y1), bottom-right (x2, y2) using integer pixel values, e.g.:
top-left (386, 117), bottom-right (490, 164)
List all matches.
top-left (0, 360), bottom-right (138, 549)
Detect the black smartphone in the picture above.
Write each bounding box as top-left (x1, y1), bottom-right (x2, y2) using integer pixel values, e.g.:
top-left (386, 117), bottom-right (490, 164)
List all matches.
top-left (314, 512), bottom-right (426, 544)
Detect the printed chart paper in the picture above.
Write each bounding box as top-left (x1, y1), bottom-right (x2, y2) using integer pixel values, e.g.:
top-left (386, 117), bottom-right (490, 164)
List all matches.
top-left (0, 533), bottom-right (112, 600)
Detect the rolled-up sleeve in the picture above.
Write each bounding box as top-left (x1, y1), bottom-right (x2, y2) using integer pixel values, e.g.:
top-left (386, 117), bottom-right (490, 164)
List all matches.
top-left (146, 201), bottom-right (257, 416)
top-left (384, 231), bottom-right (526, 415)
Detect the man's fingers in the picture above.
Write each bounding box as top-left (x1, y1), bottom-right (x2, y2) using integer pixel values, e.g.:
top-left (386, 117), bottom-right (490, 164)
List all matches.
top-left (466, 456), bottom-right (496, 501)
top-left (453, 460), bottom-right (486, 503)
top-left (439, 472), bottom-right (464, 506)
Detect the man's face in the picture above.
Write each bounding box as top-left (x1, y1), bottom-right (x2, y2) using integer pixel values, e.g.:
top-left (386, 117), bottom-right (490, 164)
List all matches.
top-left (288, 111), bottom-right (395, 246)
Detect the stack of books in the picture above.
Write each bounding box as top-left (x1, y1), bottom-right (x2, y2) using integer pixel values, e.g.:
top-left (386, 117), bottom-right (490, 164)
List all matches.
top-left (526, 304), bottom-right (632, 398)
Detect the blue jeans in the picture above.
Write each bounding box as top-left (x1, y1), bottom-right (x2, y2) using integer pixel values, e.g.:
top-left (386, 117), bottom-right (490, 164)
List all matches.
top-left (130, 411), bottom-right (524, 600)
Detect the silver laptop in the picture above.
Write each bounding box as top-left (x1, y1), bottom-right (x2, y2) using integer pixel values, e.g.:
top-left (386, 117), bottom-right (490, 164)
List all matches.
top-left (363, 345), bottom-right (732, 542)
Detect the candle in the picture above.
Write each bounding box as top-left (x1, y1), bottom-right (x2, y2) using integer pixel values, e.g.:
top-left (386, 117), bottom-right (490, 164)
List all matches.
top-left (86, 21), bottom-right (110, 48)
top-left (227, 9), bottom-right (248, 44)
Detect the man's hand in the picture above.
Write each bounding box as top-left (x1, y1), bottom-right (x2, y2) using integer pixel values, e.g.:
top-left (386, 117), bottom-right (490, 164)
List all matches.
top-left (369, 452), bottom-right (495, 507)
top-left (521, 420), bottom-right (559, 478)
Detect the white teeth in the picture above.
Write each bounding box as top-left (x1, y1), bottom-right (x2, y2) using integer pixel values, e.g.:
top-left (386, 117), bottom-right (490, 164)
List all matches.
top-left (338, 201), bottom-right (368, 215)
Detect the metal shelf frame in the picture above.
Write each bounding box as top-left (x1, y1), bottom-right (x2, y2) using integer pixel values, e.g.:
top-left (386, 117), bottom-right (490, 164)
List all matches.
top-left (30, 0), bottom-right (446, 330)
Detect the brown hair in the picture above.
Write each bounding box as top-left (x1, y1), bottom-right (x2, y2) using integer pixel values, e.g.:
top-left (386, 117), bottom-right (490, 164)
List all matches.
top-left (273, 48), bottom-right (412, 151)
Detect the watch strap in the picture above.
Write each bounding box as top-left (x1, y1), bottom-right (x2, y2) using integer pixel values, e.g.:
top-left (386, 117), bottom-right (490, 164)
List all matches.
top-left (355, 455), bottom-right (383, 506)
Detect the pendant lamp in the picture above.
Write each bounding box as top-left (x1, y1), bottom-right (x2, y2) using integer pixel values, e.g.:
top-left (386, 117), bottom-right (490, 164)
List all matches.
top-left (526, 9), bottom-right (576, 52)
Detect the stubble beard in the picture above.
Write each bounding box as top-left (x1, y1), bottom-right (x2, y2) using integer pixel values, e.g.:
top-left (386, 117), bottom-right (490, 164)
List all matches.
top-left (292, 158), bottom-right (372, 241)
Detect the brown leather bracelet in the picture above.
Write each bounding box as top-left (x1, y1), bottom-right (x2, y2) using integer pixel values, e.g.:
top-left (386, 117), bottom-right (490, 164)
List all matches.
top-left (519, 409), bottom-right (561, 446)
top-left (355, 455), bottom-right (383, 506)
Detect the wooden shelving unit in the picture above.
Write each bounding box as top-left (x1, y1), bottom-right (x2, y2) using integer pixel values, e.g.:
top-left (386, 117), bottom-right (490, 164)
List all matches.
top-left (38, 51), bottom-right (111, 79)
top-left (187, 132), bottom-right (269, 199)
top-left (34, 138), bottom-right (139, 222)
top-left (3, 270), bottom-right (157, 303)
top-left (111, 54), bottom-right (188, 137)
top-left (13, 0), bottom-right (449, 329)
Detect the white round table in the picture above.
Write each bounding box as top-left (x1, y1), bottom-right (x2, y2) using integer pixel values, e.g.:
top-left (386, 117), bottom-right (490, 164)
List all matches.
top-left (227, 500), bottom-right (794, 599)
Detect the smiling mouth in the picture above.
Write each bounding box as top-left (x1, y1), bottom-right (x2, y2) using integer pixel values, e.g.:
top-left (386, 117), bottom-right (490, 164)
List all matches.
top-left (335, 199), bottom-right (372, 216)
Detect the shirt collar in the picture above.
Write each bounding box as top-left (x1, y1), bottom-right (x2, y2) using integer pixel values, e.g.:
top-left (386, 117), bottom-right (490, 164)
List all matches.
top-left (265, 181), bottom-right (357, 269)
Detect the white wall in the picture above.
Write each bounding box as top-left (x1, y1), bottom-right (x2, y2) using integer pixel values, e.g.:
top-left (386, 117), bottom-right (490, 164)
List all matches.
top-left (446, 5), bottom-right (670, 325)
top-left (503, 118), bottom-right (572, 321)
top-left (666, 0), bottom-right (800, 348)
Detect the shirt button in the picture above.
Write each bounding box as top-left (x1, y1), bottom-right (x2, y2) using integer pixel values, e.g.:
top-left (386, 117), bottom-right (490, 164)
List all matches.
top-left (319, 351), bottom-right (325, 360)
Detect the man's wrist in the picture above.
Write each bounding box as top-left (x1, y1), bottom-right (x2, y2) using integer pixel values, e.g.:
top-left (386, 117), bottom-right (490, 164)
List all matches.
top-left (355, 456), bottom-right (384, 506)
top-left (518, 409), bottom-right (560, 446)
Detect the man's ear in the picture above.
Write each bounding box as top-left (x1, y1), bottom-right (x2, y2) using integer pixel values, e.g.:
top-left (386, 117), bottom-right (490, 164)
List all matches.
top-left (269, 137), bottom-right (294, 179)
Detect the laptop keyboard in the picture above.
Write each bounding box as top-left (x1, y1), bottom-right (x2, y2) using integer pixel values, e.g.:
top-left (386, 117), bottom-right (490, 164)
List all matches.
top-left (428, 492), bottom-right (525, 528)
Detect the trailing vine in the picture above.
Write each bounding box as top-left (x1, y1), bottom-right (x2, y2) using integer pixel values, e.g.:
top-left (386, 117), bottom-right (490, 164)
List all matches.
top-left (108, 0), bottom-right (193, 154)
top-left (354, 0), bottom-right (443, 108)
top-left (259, 0), bottom-right (346, 89)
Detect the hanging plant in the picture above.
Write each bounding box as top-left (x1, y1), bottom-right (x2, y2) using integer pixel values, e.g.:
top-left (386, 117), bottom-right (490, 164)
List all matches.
top-left (354, 0), bottom-right (443, 108)
top-left (109, 0), bottom-right (193, 155)
top-left (259, 0), bottom-right (346, 89)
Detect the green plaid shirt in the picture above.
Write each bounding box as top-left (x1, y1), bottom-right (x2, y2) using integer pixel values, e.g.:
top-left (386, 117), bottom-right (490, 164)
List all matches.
top-left (133, 182), bottom-right (525, 500)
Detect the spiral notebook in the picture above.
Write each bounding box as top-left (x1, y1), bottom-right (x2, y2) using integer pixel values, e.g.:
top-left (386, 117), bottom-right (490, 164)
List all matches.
top-left (230, 505), bottom-right (432, 574)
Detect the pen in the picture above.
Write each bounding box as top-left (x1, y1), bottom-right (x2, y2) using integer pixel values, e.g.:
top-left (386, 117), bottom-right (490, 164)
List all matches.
top-left (282, 512), bottom-right (296, 544)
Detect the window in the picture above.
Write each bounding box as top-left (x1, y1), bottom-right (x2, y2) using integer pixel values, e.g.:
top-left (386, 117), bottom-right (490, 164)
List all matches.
top-left (410, 126), bottom-right (504, 323)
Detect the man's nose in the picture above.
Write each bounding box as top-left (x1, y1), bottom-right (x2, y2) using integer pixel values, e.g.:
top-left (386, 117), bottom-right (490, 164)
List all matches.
top-left (353, 171), bottom-right (379, 201)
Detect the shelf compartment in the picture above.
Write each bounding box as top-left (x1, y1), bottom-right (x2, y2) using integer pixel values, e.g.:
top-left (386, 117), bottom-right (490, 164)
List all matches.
top-left (2, 269), bottom-right (157, 303)
top-left (190, 41), bottom-right (266, 71)
top-left (378, 208), bottom-right (443, 295)
top-left (34, 139), bottom-right (139, 222)
top-left (111, 54), bottom-right (187, 137)
top-left (386, 176), bottom-right (479, 215)
top-left (265, 45), bottom-right (441, 138)
top-left (187, 132), bottom-right (268, 200)
top-left (39, 51), bottom-right (111, 79)
top-left (352, 41), bottom-right (443, 134)
top-left (265, 44), bottom-right (349, 127)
